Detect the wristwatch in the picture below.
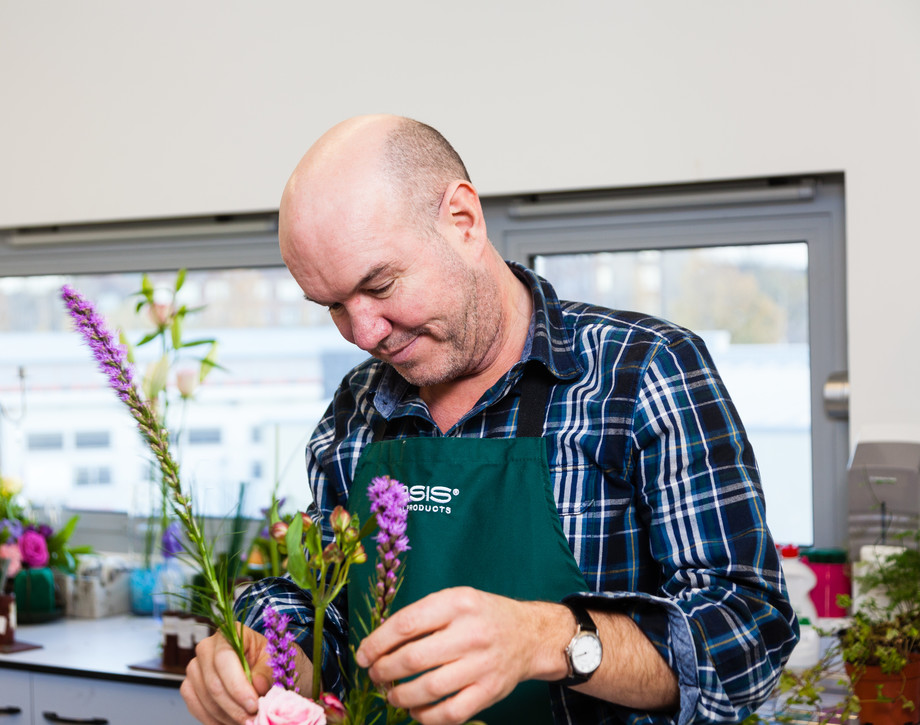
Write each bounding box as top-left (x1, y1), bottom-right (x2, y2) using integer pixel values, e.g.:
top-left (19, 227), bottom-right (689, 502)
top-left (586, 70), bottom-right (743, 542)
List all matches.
top-left (557, 601), bottom-right (603, 686)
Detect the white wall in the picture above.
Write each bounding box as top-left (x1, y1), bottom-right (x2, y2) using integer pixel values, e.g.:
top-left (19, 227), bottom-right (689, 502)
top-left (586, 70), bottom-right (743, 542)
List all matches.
top-left (1, 0), bottom-right (918, 450)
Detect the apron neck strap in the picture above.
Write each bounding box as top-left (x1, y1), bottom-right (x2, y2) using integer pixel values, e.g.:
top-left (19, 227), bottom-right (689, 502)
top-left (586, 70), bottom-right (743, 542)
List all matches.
top-left (373, 362), bottom-right (553, 440)
top-left (516, 362), bottom-right (552, 438)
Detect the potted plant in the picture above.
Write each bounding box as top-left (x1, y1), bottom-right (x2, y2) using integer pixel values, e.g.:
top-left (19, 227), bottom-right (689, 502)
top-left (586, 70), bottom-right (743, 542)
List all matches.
top-left (765, 536), bottom-right (920, 725)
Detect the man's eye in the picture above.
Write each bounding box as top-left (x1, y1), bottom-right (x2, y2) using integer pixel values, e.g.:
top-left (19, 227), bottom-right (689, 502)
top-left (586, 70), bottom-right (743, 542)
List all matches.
top-left (327, 302), bottom-right (343, 313)
top-left (369, 282), bottom-right (394, 296)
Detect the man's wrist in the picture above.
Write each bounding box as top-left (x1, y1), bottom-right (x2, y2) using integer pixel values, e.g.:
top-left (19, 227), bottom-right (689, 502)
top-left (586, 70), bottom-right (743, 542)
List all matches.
top-left (525, 601), bottom-right (577, 682)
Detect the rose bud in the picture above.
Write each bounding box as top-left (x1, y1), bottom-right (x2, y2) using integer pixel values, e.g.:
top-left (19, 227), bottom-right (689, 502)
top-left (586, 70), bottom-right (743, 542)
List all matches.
top-left (270, 521), bottom-right (289, 542)
top-left (320, 693), bottom-right (347, 724)
top-left (300, 512), bottom-right (313, 530)
top-left (330, 506), bottom-right (351, 534)
top-left (149, 301), bottom-right (173, 327)
top-left (322, 542), bottom-right (344, 564)
top-left (350, 543), bottom-right (367, 564)
top-left (175, 368), bottom-right (198, 398)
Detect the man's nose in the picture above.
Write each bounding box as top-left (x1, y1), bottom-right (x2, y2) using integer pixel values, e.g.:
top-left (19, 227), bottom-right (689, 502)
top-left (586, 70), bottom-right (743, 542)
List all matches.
top-left (341, 303), bottom-right (390, 352)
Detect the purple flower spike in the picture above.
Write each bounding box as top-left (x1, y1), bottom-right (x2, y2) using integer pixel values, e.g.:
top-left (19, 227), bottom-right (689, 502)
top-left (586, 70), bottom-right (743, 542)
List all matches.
top-left (367, 476), bottom-right (410, 621)
top-left (263, 605), bottom-right (298, 692)
top-left (161, 520), bottom-right (184, 558)
top-left (61, 285), bottom-right (137, 403)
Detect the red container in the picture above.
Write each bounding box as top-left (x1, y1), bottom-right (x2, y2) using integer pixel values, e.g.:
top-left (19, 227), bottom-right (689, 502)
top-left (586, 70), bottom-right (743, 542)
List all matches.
top-left (801, 548), bottom-right (850, 618)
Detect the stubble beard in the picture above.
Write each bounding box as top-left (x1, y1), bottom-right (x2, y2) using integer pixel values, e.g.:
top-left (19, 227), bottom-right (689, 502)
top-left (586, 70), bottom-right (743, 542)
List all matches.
top-left (390, 262), bottom-right (502, 389)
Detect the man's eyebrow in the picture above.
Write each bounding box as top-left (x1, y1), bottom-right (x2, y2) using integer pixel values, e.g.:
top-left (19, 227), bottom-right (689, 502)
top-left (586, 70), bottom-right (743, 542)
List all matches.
top-left (302, 263), bottom-right (395, 305)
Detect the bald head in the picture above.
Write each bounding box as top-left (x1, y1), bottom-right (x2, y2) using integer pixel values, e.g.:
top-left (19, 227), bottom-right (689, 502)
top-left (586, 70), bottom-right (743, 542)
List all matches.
top-left (280, 115), bottom-right (470, 249)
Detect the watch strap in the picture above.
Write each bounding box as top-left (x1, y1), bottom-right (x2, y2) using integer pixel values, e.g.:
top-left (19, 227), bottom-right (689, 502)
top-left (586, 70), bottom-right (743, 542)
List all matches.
top-left (564, 600), bottom-right (597, 635)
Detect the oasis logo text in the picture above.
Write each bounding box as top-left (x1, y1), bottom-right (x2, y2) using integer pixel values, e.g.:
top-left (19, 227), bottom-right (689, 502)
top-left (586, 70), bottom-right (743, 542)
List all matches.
top-left (404, 484), bottom-right (460, 515)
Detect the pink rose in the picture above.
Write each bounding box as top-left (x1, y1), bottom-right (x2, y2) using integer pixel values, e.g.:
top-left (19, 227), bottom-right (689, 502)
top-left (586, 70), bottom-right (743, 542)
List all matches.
top-left (0, 543), bottom-right (21, 579)
top-left (18, 530), bottom-right (49, 568)
top-left (246, 685), bottom-right (326, 725)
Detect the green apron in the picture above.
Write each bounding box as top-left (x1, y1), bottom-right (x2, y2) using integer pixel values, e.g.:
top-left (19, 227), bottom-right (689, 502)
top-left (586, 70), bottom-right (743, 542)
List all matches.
top-left (348, 369), bottom-right (589, 724)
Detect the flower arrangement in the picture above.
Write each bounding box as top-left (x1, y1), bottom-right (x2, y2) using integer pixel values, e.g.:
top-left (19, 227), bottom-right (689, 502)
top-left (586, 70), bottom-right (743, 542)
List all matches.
top-left (62, 284), bottom-right (482, 725)
top-left (62, 284), bottom-right (248, 674)
top-left (0, 473), bottom-right (90, 594)
top-left (127, 270), bottom-right (219, 570)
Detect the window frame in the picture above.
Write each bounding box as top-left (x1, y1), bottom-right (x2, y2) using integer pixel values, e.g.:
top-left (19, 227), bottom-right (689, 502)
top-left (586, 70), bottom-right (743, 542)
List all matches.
top-left (1, 178), bottom-right (848, 550)
top-left (483, 175), bottom-right (848, 548)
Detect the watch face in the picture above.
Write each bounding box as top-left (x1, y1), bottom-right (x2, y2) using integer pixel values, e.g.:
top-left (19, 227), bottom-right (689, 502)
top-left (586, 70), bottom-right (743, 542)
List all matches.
top-left (571, 633), bottom-right (603, 674)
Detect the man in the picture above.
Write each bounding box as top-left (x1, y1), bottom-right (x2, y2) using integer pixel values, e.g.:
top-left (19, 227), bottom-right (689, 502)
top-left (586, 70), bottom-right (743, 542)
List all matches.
top-left (181, 115), bottom-right (797, 725)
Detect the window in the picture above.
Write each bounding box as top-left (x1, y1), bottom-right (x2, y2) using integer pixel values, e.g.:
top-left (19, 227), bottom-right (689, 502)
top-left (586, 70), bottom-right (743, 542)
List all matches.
top-left (484, 176), bottom-right (848, 547)
top-left (0, 257), bottom-right (365, 519)
top-left (27, 432), bottom-right (63, 450)
top-left (187, 428), bottom-right (222, 445)
top-left (75, 431), bottom-right (110, 448)
top-left (75, 465), bottom-right (112, 486)
top-left (1, 185), bottom-right (847, 549)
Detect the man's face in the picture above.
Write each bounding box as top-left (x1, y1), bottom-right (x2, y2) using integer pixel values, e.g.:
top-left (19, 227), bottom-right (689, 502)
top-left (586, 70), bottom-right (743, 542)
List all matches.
top-left (282, 191), bottom-right (499, 388)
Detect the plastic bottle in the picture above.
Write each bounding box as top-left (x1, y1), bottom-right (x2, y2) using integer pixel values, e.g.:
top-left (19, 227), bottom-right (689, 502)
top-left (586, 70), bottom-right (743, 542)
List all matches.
top-left (780, 544), bottom-right (820, 624)
top-left (780, 545), bottom-right (822, 668)
top-left (152, 557), bottom-right (185, 620)
top-left (785, 617), bottom-right (821, 669)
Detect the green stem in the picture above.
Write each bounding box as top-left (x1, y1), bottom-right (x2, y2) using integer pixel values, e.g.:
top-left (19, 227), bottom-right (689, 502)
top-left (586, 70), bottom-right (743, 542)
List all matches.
top-left (312, 603), bottom-right (326, 700)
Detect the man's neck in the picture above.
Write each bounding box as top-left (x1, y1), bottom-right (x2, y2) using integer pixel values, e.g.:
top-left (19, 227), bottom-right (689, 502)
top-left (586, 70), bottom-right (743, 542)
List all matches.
top-left (421, 267), bottom-right (533, 432)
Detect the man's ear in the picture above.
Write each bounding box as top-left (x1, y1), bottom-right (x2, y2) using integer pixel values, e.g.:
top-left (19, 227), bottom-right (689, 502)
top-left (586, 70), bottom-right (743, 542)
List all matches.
top-left (440, 180), bottom-right (486, 243)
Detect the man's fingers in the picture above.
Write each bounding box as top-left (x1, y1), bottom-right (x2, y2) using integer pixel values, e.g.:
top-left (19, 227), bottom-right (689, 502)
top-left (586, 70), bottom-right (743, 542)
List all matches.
top-left (407, 678), bottom-right (500, 725)
top-left (356, 587), bottom-right (469, 667)
top-left (212, 634), bottom-right (262, 713)
top-left (182, 656), bottom-right (245, 725)
top-left (181, 628), bottom-right (266, 724)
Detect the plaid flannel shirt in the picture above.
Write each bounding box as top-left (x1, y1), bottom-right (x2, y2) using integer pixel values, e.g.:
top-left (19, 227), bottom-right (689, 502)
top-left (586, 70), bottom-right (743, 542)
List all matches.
top-left (237, 262), bottom-right (797, 725)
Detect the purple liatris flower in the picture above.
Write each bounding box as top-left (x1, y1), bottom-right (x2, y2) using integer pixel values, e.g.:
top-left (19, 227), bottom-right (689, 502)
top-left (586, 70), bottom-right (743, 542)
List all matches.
top-left (263, 605), bottom-right (298, 692)
top-left (61, 285), bottom-right (137, 404)
top-left (161, 520), bottom-right (183, 558)
top-left (367, 476), bottom-right (410, 620)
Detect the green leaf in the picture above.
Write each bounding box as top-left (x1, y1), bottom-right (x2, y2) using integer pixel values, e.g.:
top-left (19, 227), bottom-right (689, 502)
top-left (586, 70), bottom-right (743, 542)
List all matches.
top-left (170, 315), bottom-right (182, 349)
top-left (199, 342), bottom-right (219, 382)
top-left (141, 274), bottom-right (154, 297)
top-left (285, 514), bottom-right (308, 587)
top-left (357, 513), bottom-right (378, 542)
top-left (180, 338), bottom-right (216, 348)
top-left (118, 329), bottom-right (136, 365)
top-left (268, 498), bottom-right (282, 526)
top-left (305, 517), bottom-right (324, 557)
top-left (143, 354), bottom-right (170, 401)
top-left (48, 515), bottom-right (80, 548)
top-left (136, 330), bottom-right (160, 347)
top-left (175, 268), bottom-right (187, 293)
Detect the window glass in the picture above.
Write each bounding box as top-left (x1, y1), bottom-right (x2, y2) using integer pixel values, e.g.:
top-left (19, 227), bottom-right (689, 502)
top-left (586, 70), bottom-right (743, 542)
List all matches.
top-left (534, 243), bottom-right (811, 545)
top-left (0, 268), bottom-right (365, 518)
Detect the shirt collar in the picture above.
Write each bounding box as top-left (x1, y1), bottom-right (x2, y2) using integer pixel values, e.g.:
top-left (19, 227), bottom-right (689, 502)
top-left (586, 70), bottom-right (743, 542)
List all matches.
top-left (374, 260), bottom-right (583, 417)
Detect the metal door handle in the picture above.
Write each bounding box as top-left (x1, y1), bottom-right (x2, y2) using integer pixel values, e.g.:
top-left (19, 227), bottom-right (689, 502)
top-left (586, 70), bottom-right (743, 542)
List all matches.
top-left (42, 713), bottom-right (109, 725)
top-left (823, 370), bottom-right (849, 419)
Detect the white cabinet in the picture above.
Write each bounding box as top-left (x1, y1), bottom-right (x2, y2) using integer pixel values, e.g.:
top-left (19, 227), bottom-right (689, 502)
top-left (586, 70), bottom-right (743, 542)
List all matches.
top-left (0, 670), bottom-right (197, 725)
top-left (0, 669), bottom-right (31, 724)
top-left (32, 673), bottom-right (198, 725)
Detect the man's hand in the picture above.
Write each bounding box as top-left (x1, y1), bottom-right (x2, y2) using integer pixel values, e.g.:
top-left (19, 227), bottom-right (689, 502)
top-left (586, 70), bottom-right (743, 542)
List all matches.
top-left (180, 624), bottom-right (314, 725)
top-left (354, 587), bottom-right (566, 725)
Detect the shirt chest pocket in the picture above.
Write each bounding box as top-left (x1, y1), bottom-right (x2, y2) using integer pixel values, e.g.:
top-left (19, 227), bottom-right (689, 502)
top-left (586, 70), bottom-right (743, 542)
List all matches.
top-left (548, 461), bottom-right (599, 517)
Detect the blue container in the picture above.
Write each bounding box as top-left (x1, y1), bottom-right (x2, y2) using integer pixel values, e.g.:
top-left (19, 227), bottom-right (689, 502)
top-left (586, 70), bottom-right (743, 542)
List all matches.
top-left (129, 566), bottom-right (158, 616)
